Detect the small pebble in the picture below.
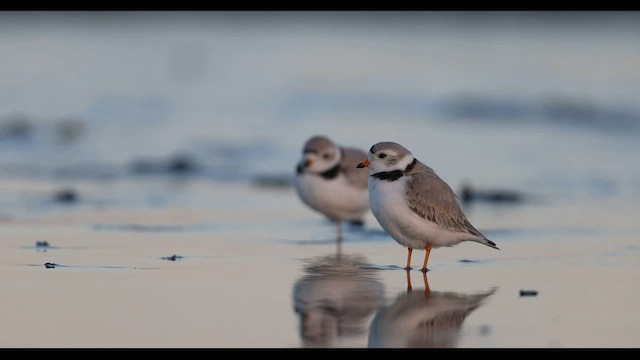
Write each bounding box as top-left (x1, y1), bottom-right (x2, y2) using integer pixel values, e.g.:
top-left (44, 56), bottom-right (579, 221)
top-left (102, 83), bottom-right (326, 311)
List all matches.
top-left (162, 254), bottom-right (183, 261)
top-left (44, 262), bottom-right (57, 269)
top-left (460, 183), bottom-right (524, 205)
top-left (520, 290), bottom-right (538, 297)
top-left (54, 189), bottom-right (78, 204)
top-left (167, 155), bottom-right (197, 173)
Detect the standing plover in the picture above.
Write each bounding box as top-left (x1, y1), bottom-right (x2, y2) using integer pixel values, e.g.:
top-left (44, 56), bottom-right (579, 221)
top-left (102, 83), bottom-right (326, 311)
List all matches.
top-left (294, 136), bottom-right (369, 240)
top-left (357, 142), bottom-right (499, 271)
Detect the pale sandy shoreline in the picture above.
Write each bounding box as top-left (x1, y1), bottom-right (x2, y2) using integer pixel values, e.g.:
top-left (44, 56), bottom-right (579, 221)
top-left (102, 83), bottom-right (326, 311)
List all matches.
top-left (1, 182), bottom-right (638, 348)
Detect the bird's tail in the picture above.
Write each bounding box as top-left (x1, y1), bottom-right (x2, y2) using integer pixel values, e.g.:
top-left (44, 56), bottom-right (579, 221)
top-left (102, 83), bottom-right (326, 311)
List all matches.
top-left (474, 237), bottom-right (500, 250)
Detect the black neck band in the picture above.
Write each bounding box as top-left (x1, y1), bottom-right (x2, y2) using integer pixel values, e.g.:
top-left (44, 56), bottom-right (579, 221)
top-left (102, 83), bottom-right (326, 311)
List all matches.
top-left (371, 158), bottom-right (416, 182)
top-left (320, 162), bottom-right (341, 179)
top-left (319, 147), bottom-right (345, 179)
top-left (405, 158), bottom-right (417, 172)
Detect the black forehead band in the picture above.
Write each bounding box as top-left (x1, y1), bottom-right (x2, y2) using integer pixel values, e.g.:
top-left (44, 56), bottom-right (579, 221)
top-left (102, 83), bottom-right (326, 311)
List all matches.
top-left (369, 145), bottom-right (375, 154)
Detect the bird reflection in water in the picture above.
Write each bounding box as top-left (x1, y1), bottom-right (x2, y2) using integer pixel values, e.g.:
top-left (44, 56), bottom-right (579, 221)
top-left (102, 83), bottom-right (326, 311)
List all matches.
top-left (292, 243), bottom-right (384, 347)
top-left (368, 271), bottom-right (496, 348)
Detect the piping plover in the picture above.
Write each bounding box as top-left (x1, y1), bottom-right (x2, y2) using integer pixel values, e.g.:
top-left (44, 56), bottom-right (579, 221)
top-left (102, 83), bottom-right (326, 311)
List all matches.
top-left (357, 142), bottom-right (499, 271)
top-left (294, 136), bottom-right (370, 240)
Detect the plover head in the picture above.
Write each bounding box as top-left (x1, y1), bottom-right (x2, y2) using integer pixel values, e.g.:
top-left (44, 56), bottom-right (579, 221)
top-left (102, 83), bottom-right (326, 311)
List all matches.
top-left (357, 141), bottom-right (414, 174)
top-left (298, 135), bottom-right (342, 174)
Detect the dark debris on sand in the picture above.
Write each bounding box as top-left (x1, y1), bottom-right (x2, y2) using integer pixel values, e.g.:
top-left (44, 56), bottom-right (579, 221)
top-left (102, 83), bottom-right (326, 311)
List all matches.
top-left (44, 262), bottom-right (57, 269)
top-left (53, 189), bottom-right (78, 204)
top-left (130, 154), bottom-right (200, 176)
top-left (36, 241), bottom-right (50, 248)
top-left (460, 182), bottom-right (525, 205)
top-left (520, 290), bottom-right (539, 297)
top-left (161, 254), bottom-right (183, 261)
top-left (0, 114), bottom-right (34, 140)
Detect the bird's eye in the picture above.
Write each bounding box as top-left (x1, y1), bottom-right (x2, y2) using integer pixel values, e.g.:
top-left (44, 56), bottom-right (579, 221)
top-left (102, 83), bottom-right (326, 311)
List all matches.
top-left (323, 153), bottom-right (331, 160)
top-left (378, 153), bottom-right (387, 159)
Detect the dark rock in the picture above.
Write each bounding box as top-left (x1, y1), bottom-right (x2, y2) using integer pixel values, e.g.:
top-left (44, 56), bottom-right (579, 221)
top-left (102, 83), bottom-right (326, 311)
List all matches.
top-left (44, 262), bottom-right (57, 269)
top-left (53, 189), bottom-right (78, 204)
top-left (0, 114), bottom-right (34, 140)
top-left (167, 155), bottom-right (197, 173)
top-left (460, 183), bottom-right (524, 205)
top-left (161, 254), bottom-right (183, 261)
top-left (130, 154), bottom-right (199, 176)
top-left (519, 290), bottom-right (538, 297)
top-left (36, 241), bottom-right (50, 248)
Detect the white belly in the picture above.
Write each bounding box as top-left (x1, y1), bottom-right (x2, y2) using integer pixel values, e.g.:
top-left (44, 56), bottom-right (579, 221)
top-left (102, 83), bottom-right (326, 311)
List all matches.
top-left (369, 177), bottom-right (471, 249)
top-left (294, 173), bottom-right (369, 221)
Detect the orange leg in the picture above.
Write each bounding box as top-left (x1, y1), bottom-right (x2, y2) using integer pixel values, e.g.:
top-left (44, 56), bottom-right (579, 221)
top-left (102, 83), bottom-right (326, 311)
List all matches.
top-left (405, 248), bottom-right (413, 270)
top-left (423, 271), bottom-right (431, 297)
top-left (336, 221), bottom-right (343, 241)
top-left (421, 243), bottom-right (432, 273)
top-left (406, 269), bottom-right (412, 291)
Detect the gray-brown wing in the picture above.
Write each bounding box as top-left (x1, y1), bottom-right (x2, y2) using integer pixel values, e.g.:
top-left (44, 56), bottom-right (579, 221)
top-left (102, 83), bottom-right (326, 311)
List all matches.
top-left (340, 146), bottom-right (369, 189)
top-left (405, 170), bottom-right (485, 237)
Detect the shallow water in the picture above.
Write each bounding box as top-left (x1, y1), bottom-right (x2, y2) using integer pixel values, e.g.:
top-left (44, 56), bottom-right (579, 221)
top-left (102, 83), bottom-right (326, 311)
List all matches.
top-left (0, 12), bottom-right (639, 348)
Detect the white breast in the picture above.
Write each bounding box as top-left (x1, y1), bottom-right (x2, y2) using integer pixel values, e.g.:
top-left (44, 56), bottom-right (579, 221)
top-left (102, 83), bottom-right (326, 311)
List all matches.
top-left (295, 172), bottom-right (369, 221)
top-left (368, 177), bottom-right (470, 249)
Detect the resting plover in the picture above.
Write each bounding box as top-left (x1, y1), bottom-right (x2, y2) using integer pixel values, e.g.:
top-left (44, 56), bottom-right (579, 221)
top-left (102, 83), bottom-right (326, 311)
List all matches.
top-left (357, 142), bottom-right (499, 271)
top-left (294, 135), bottom-right (369, 240)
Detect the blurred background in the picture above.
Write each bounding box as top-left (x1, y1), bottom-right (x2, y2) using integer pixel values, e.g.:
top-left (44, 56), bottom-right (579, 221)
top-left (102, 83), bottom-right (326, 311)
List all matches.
top-left (1, 10), bottom-right (640, 348)
top-left (1, 11), bottom-right (639, 214)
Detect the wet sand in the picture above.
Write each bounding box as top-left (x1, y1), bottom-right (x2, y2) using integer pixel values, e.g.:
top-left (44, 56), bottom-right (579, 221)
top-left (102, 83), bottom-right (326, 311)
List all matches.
top-left (1, 180), bottom-right (638, 348)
